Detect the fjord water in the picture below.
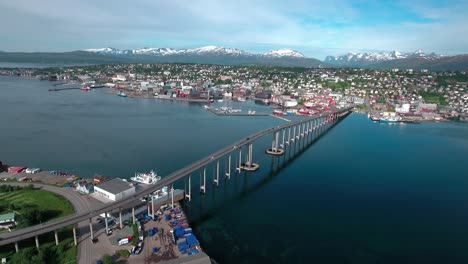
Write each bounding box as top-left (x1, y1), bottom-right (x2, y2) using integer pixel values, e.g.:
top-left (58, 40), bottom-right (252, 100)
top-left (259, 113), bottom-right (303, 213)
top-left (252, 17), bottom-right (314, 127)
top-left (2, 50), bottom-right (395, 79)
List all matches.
top-left (1, 76), bottom-right (468, 263)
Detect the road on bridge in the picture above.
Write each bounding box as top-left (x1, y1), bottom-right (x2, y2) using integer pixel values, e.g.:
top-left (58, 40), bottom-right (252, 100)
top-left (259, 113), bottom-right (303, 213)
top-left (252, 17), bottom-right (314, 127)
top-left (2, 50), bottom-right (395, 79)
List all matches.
top-left (0, 107), bottom-right (353, 256)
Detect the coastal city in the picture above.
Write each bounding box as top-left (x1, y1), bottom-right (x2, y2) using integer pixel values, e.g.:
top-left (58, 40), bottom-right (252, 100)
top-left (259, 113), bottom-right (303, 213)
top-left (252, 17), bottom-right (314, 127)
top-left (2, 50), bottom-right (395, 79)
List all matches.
top-left (2, 0), bottom-right (468, 263)
top-left (2, 64), bottom-right (467, 123)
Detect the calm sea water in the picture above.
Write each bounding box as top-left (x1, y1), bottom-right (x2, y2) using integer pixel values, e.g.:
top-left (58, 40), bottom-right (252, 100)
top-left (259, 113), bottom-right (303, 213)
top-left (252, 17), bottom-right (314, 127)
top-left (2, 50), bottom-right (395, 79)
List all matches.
top-left (1, 76), bottom-right (468, 264)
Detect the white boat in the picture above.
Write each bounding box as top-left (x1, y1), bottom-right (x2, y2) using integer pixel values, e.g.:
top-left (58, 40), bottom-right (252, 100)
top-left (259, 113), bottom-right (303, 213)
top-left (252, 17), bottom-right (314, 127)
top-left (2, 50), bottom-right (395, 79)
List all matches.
top-left (130, 170), bottom-right (161, 185)
top-left (217, 99), bottom-right (223, 102)
top-left (204, 105), bottom-right (210, 109)
top-left (238, 97), bottom-right (246, 102)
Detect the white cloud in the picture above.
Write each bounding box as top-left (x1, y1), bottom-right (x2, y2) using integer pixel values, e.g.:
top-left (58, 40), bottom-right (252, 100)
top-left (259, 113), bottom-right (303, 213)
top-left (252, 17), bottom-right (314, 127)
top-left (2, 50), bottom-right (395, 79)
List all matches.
top-left (0, 0), bottom-right (467, 59)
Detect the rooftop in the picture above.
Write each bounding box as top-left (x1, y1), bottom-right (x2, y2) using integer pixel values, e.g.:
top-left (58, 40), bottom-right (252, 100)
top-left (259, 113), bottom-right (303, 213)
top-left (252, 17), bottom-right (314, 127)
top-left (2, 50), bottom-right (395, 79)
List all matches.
top-left (95, 178), bottom-right (133, 194)
top-left (0, 212), bottom-right (15, 223)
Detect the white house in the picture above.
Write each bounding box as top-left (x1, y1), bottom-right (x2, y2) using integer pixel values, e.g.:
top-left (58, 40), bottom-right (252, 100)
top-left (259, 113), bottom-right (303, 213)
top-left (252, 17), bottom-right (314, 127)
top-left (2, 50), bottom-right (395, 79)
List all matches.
top-left (94, 178), bottom-right (135, 202)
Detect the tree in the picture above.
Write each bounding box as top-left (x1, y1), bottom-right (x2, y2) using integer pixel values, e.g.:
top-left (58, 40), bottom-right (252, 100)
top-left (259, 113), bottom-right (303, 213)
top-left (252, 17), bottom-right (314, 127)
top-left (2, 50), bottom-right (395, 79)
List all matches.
top-left (21, 205), bottom-right (44, 226)
top-left (101, 254), bottom-right (114, 264)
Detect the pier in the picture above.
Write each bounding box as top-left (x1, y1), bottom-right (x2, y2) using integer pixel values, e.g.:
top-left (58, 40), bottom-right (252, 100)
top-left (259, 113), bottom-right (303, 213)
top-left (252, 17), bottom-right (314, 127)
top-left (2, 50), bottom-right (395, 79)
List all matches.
top-left (205, 107), bottom-right (269, 116)
top-left (48, 86), bottom-right (108, 92)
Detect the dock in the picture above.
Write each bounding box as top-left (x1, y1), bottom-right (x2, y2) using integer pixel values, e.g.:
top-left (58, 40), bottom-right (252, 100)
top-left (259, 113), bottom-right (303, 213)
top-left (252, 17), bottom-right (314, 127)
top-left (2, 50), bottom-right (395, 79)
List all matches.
top-left (48, 86), bottom-right (108, 92)
top-left (205, 107), bottom-right (269, 117)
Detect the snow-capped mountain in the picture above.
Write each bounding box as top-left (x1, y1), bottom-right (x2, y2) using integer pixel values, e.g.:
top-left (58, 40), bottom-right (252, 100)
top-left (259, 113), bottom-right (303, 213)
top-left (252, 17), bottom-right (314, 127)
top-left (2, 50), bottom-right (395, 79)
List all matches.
top-left (84, 46), bottom-right (313, 58)
top-left (84, 46), bottom-right (251, 57)
top-left (81, 46), bottom-right (323, 67)
top-left (325, 50), bottom-right (443, 67)
top-left (264, 49), bottom-right (305, 58)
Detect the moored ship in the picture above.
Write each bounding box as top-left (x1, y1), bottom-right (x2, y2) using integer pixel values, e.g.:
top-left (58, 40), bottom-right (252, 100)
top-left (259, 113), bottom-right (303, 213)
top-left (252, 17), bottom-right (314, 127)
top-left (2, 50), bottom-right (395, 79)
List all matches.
top-left (130, 170), bottom-right (161, 185)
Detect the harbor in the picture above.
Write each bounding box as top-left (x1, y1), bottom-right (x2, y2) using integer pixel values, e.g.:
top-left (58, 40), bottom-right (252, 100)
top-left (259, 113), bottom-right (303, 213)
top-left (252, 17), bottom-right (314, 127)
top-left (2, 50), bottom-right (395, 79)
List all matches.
top-left (0, 162), bottom-right (210, 264)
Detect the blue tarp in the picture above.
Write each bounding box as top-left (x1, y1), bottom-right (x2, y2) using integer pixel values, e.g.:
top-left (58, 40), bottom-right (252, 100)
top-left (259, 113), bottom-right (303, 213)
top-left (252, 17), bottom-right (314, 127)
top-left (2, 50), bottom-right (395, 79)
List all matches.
top-left (152, 227), bottom-right (158, 234)
top-left (152, 247), bottom-right (158, 253)
top-left (186, 234), bottom-right (199, 247)
top-left (178, 243), bottom-right (189, 251)
top-left (175, 228), bottom-right (185, 238)
top-left (165, 214), bottom-right (171, 221)
top-left (188, 249), bottom-right (200, 256)
top-left (184, 228), bottom-right (192, 234)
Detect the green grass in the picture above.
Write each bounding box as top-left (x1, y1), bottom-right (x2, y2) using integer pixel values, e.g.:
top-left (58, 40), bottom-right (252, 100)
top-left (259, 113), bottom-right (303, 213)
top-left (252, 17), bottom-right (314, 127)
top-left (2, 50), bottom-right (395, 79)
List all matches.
top-left (0, 187), bottom-right (75, 261)
top-left (116, 249), bottom-right (130, 257)
top-left (0, 189), bottom-right (73, 218)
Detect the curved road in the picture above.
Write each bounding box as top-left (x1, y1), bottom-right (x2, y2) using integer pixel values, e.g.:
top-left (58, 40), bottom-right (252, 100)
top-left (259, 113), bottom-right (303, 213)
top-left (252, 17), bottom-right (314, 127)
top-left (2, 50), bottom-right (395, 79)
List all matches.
top-left (0, 182), bottom-right (99, 264)
top-left (0, 107), bottom-right (352, 254)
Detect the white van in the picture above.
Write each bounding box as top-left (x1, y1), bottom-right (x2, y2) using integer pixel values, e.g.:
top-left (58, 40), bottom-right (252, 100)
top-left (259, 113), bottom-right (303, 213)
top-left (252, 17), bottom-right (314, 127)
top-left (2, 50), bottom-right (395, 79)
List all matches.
top-left (118, 238), bottom-right (129, 246)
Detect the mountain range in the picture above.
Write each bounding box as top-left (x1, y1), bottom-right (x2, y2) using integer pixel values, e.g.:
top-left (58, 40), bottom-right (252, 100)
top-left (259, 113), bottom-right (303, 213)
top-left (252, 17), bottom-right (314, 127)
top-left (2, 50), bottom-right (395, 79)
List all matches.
top-left (0, 46), bottom-right (467, 70)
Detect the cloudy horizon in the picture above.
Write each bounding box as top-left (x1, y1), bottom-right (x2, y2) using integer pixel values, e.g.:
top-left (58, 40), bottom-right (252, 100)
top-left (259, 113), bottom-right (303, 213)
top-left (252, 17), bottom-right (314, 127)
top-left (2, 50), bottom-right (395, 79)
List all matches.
top-left (1, 0), bottom-right (467, 60)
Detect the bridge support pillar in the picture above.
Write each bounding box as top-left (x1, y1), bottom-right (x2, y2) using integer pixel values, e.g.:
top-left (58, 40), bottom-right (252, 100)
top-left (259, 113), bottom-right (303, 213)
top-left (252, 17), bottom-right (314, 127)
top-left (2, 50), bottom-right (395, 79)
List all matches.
top-left (241, 143), bottom-right (260, 171)
top-left (214, 160), bottom-right (219, 186)
top-left (73, 227), bottom-right (77, 246)
top-left (200, 168), bottom-right (206, 193)
top-left (89, 218), bottom-right (94, 241)
top-left (54, 230), bottom-right (59, 246)
top-left (266, 131), bottom-right (284, 156)
top-left (119, 210), bottom-right (123, 229)
top-left (281, 128), bottom-right (285, 148)
top-left (15, 242), bottom-right (19, 253)
top-left (104, 212), bottom-right (109, 235)
top-left (171, 185), bottom-right (174, 208)
top-left (35, 236), bottom-right (39, 250)
top-left (151, 195), bottom-right (155, 218)
top-left (292, 126), bottom-right (296, 142)
top-left (225, 155), bottom-right (231, 179)
top-left (185, 175), bottom-right (192, 201)
top-left (132, 207), bottom-right (136, 224)
top-left (236, 147), bottom-right (242, 172)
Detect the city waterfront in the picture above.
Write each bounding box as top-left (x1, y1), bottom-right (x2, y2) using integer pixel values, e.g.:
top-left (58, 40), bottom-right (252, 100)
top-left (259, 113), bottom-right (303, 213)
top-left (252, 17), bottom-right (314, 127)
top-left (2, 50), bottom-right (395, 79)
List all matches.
top-left (1, 76), bottom-right (468, 263)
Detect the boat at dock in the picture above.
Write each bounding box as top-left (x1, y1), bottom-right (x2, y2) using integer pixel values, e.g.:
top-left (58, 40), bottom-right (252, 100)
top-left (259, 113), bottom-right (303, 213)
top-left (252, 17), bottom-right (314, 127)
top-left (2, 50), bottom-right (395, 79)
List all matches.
top-left (298, 108), bottom-right (310, 115)
top-left (117, 91), bottom-right (127, 97)
top-left (273, 109), bottom-right (284, 115)
top-left (304, 102), bottom-right (314, 108)
top-left (130, 170), bottom-right (161, 185)
top-left (81, 86), bottom-right (91, 91)
top-left (379, 117), bottom-right (398, 123)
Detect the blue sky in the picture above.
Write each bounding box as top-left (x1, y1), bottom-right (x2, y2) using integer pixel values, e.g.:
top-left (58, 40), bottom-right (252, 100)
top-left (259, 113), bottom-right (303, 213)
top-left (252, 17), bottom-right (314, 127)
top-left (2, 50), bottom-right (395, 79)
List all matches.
top-left (0, 0), bottom-right (467, 59)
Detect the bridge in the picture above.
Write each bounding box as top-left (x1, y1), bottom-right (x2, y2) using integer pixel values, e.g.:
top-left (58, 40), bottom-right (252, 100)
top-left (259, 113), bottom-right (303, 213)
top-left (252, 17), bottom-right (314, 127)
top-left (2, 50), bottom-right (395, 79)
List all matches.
top-left (0, 106), bottom-right (353, 251)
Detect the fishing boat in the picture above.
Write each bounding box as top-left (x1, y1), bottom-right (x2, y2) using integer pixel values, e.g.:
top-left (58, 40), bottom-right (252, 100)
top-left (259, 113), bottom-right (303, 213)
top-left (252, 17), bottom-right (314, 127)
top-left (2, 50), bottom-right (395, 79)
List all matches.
top-left (273, 109), bottom-right (284, 115)
top-left (130, 170), bottom-right (161, 185)
top-left (117, 91), bottom-right (127, 97)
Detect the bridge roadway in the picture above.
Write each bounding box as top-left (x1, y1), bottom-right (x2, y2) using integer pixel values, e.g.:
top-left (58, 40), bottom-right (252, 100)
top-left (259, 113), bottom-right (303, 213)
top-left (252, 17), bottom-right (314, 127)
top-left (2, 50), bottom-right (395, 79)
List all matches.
top-left (0, 107), bottom-right (352, 246)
